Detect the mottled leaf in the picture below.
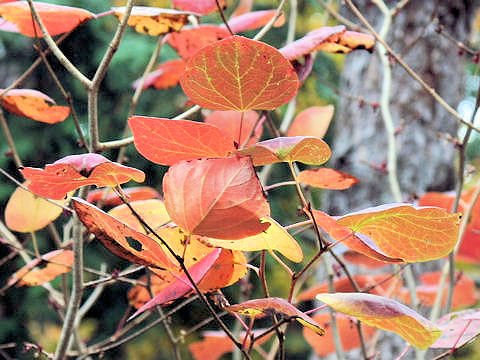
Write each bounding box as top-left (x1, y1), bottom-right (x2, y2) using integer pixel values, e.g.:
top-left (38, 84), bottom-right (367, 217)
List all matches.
top-left (317, 292), bottom-right (442, 349)
top-left (298, 168), bottom-right (358, 190)
top-left (132, 58), bottom-right (186, 90)
top-left (238, 136), bottom-right (331, 166)
top-left (129, 116), bottom-right (235, 166)
top-left (287, 105), bottom-right (334, 138)
top-left (180, 35), bottom-right (299, 111)
top-left (163, 156), bottom-right (270, 239)
top-left (172, 0), bottom-right (224, 15)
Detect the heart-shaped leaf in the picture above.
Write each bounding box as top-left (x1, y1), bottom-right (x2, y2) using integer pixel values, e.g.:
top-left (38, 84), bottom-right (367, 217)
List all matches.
top-left (238, 136), bottom-right (331, 166)
top-left (172, 0), bottom-right (224, 15)
top-left (298, 168), bottom-right (358, 190)
top-left (163, 156), bottom-right (270, 239)
top-left (287, 105), bottom-right (334, 138)
top-left (202, 217), bottom-right (303, 262)
top-left (129, 116), bottom-right (235, 166)
top-left (431, 309), bottom-right (480, 349)
top-left (316, 292), bottom-right (442, 349)
top-left (21, 153), bottom-right (145, 200)
top-left (1, 89), bottom-right (70, 123)
top-left (180, 35), bottom-right (299, 111)
top-left (227, 297), bottom-right (325, 335)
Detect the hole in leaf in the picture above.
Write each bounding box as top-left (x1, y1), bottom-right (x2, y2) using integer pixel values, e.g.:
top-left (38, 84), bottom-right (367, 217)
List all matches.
top-left (126, 236), bottom-right (143, 252)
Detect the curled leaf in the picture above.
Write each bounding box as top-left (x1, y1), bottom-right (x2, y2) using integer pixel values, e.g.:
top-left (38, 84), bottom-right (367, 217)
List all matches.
top-left (225, 10), bottom-right (285, 33)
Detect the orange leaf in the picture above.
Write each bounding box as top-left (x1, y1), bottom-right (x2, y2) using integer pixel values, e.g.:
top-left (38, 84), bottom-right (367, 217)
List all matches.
top-left (297, 274), bottom-right (401, 302)
top-left (172, 0), bottom-right (224, 15)
top-left (343, 250), bottom-right (390, 269)
top-left (417, 191), bottom-right (456, 212)
top-left (238, 136), bottom-right (331, 166)
top-left (5, 182), bottom-right (68, 232)
top-left (108, 199), bottom-right (170, 233)
top-left (337, 204), bottom-right (460, 262)
top-left (287, 105), bottom-right (334, 138)
top-left (431, 309), bottom-right (480, 349)
top-left (204, 110), bottom-right (263, 147)
top-left (129, 116), bottom-right (235, 166)
top-left (304, 313), bottom-right (376, 357)
top-left (180, 35), bottom-right (299, 111)
top-left (0, 2), bottom-right (93, 37)
top-left (132, 58), bottom-right (186, 90)
top-left (1, 88), bottom-right (70, 123)
top-left (227, 297), bottom-right (325, 335)
top-left (225, 10), bottom-right (285, 33)
top-left (8, 249), bottom-right (73, 287)
top-left (231, 0), bottom-right (253, 17)
top-left (310, 209), bottom-right (403, 263)
top-left (397, 271), bottom-right (478, 309)
top-left (166, 25), bottom-right (231, 59)
top-left (163, 156), bottom-right (270, 239)
top-left (86, 186), bottom-right (160, 206)
top-left (298, 168), bottom-right (358, 190)
top-left (113, 6), bottom-right (192, 36)
top-left (21, 153), bottom-right (145, 200)
top-left (202, 217), bottom-right (303, 263)
top-left (317, 292), bottom-right (442, 349)
top-left (72, 198), bottom-right (173, 269)
top-left (316, 30), bottom-right (375, 54)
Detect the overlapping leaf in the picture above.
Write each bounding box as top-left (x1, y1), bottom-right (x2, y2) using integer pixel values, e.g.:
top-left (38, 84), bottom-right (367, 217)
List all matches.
top-left (108, 199), bottom-right (170, 233)
top-left (431, 309), bottom-right (480, 349)
top-left (132, 58), bottom-right (186, 90)
top-left (21, 153), bottom-right (145, 200)
top-left (317, 292), bottom-right (442, 349)
top-left (227, 297), bottom-right (325, 335)
top-left (225, 10), bottom-right (285, 33)
top-left (172, 0), bottom-right (224, 15)
top-left (337, 204), bottom-right (460, 262)
top-left (180, 35), bottom-right (299, 111)
top-left (303, 313), bottom-right (377, 357)
top-left (72, 198), bottom-right (173, 269)
top-left (201, 217), bottom-right (303, 262)
top-left (7, 249), bottom-right (73, 287)
top-left (238, 136), bottom-right (331, 166)
top-left (129, 116), bottom-right (235, 166)
top-left (287, 105), bottom-right (334, 138)
top-left (163, 156), bottom-right (270, 239)
top-left (86, 186), bottom-right (160, 206)
top-left (0, 2), bottom-right (93, 37)
top-left (342, 250), bottom-right (390, 269)
top-left (1, 89), bottom-right (70, 123)
top-left (298, 168), bottom-right (358, 190)
top-left (113, 6), bottom-right (193, 36)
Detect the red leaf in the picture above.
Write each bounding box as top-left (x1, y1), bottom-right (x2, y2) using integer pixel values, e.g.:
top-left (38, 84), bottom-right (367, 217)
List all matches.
top-left (180, 35), bottom-right (299, 111)
top-left (287, 105), bottom-right (334, 138)
top-left (298, 168), bottom-right (359, 190)
top-left (72, 198), bottom-right (174, 269)
top-left (21, 153), bottom-right (145, 200)
top-left (204, 110), bottom-right (263, 147)
top-left (166, 25), bottom-right (231, 59)
top-left (86, 186), bottom-right (160, 206)
top-left (1, 89), bottom-right (70, 123)
top-left (132, 58), bottom-right (186, 90)
top-left (0, 2), bottom-right (94, 37)
top-left (431, 309), bottom-right (480, 349)
top-left (7, 249), bottom-right (73, 287)
top-left (172, 0), bottom-right (224, 15)
top-left (129, 248), bottom-right (221, 319)
top-left (238, 136), bottom-right (331, 166)
top-left (163, 156), bottom-right (270, 239)
top-left (129, 116), bottom-right (235, 166)
top-left (225, 10), bottom-right (285, 33)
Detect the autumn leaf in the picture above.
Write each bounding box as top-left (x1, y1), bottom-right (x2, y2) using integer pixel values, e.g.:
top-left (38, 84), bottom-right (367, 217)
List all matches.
top-left (129, 248), bottom-right (222, 319)
top-left (163, 156), bottom-right (270, 239)
top-left (0, 2), bottom-right (94, 37)
top-left (317, 292), bottom-right (442, 349)
top-left (1, 89), bottom-right (70, 123)
top-left (172, 0), bottom-right (224, 15)
top-left (337, 204), bottom-right (460, 262)
top-left (5, 182), bottom-right (68, 232)
top-left (204, 110), bottom-right (263, 147)
top-left (226, 297), bottom-right (325, 335)
top-left (298, 168), bottom-right (358, 190)
top-left (231, 0), bottom-right (253, 17)
top-left (7, 249), bottom-right (73, 287)
top-left (431, 309), bottom-right (480, 349)
top-left (315, 30), bottom-right (375, 54)
top-left (180, 35), bottom-right (299, 111)
top-left (225, 10), bottom-right (285, 34)
top-left (166, 25), bottom-right (230, 59)
top-left (72, 198), bottom-right (173, 269)
top-left (342, 250), bottom-right (390, 269)
top-left (21, 153), bottom-right (145, 200)
top-left (238, 136), bottom-right (331, 166)
top-left (129, 116), bottom-right (235, 166)
top-left (86, 186), bottom-right (160, 206)
top-left (113, 6), bottom-right (193, 36)
top-left (202, 217), bottom-right (303, 262)
top-left (304, 313), bottom-right (377, 357)
top-left (132, 58), bottom-right (186, 90)
top-left (287, 105), bottom-right (334, 138)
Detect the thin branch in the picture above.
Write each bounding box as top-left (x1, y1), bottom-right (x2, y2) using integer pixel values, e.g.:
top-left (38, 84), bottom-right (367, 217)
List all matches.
top-left (216, 0), bottom-right (233, 35)
top-left (318, 0), bottom-right (366, 33)
top-left (253, 0), bottom-right (287, 41)
top-left (0, 108), bottom-right (23, 168)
